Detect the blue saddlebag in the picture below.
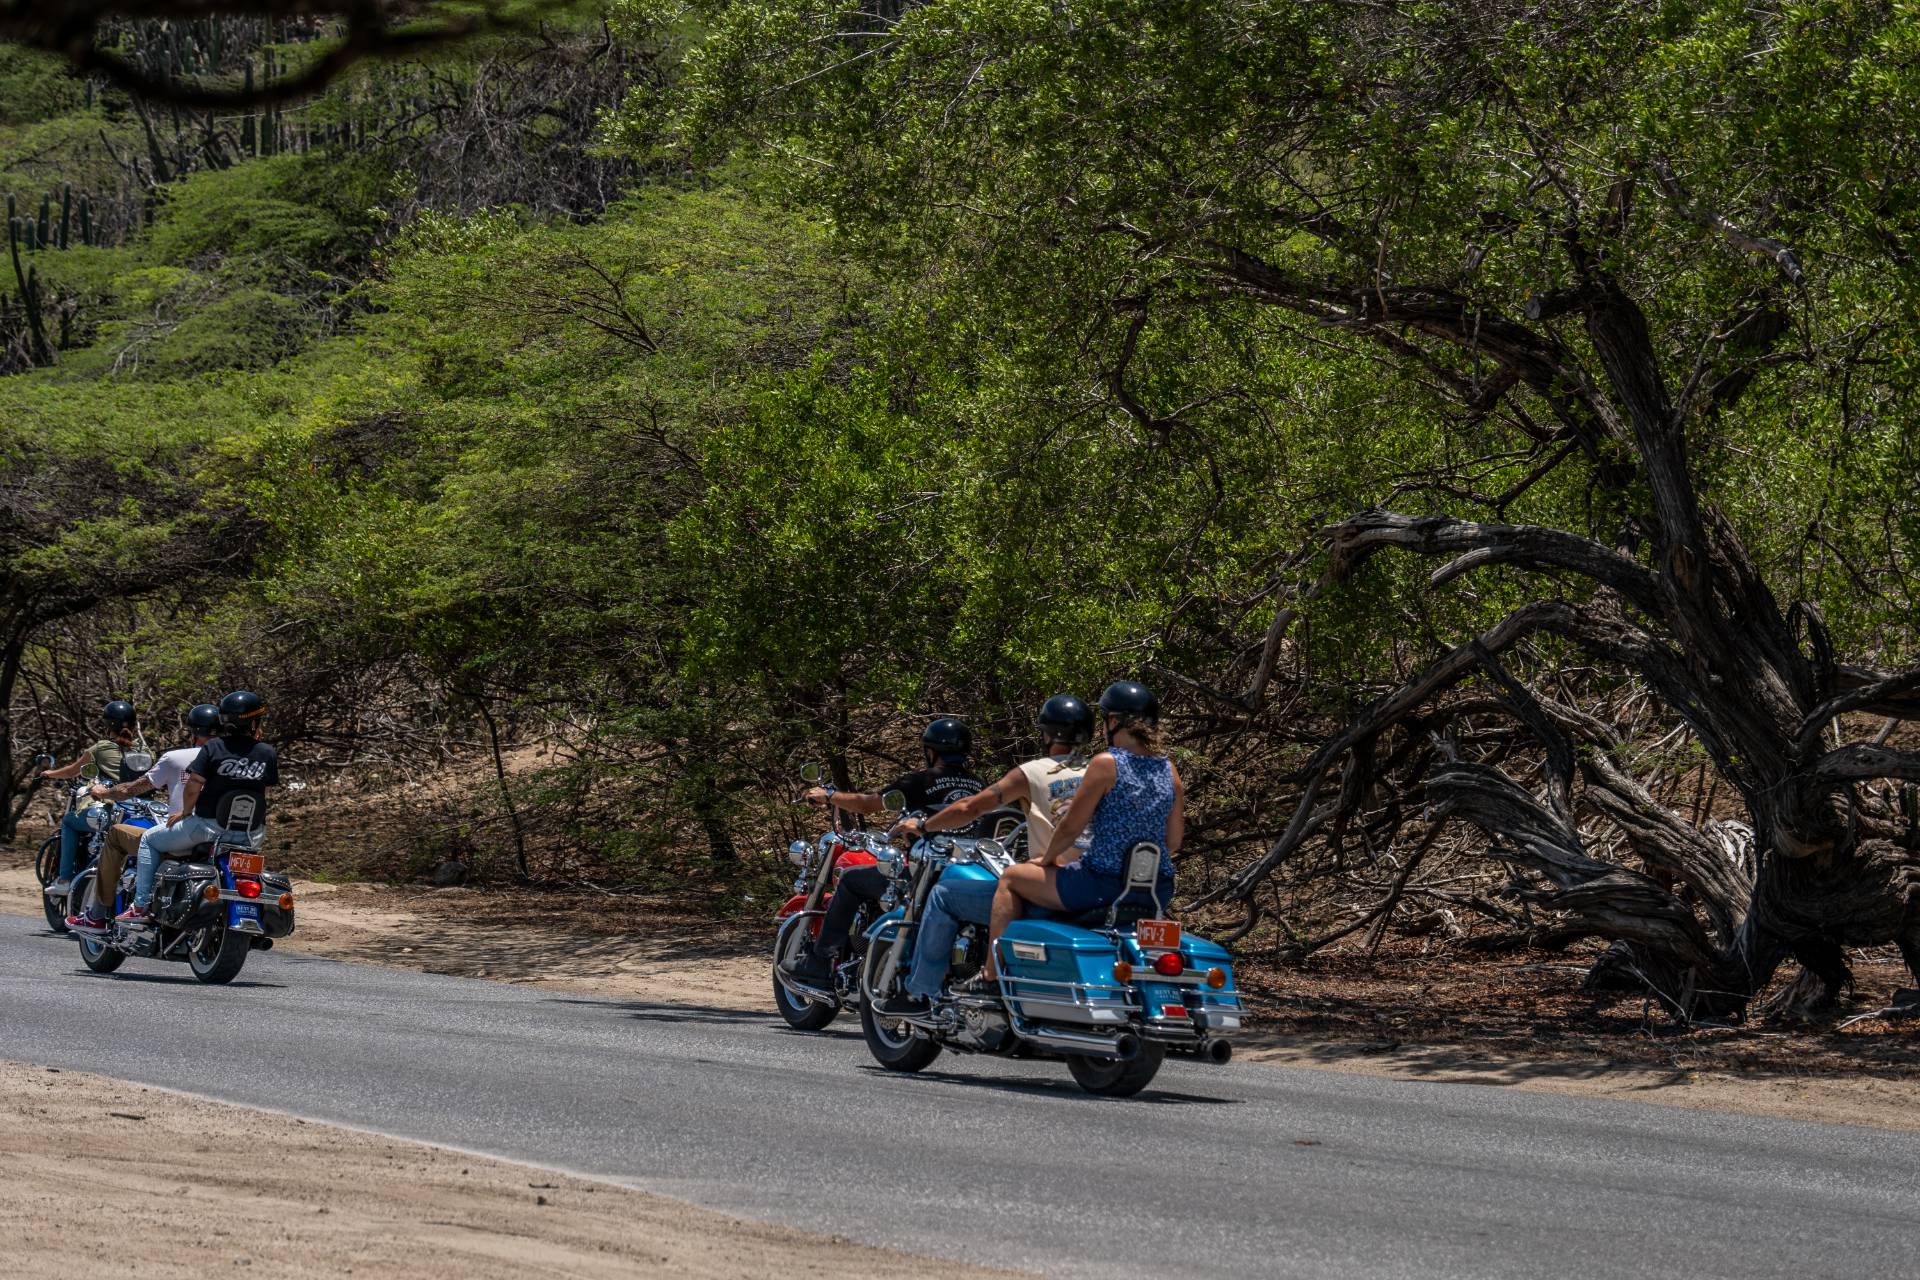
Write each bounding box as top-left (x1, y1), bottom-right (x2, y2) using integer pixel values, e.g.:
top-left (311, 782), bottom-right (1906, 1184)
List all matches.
top-left (996, 920), bottom-right (1131, 1028)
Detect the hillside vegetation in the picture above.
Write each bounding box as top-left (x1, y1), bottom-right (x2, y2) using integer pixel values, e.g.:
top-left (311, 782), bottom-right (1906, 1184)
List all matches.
top-left (4, 2), bottom-right (1918, 1021)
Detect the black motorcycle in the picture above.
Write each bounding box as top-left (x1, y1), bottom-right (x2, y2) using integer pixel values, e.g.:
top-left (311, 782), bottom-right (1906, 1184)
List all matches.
top-left (71, 794), bottom-right (294, 984)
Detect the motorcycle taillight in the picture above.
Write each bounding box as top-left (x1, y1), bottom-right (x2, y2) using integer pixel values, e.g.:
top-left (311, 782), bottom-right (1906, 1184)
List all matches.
top-left (235, 879), bottom-right (262, 900)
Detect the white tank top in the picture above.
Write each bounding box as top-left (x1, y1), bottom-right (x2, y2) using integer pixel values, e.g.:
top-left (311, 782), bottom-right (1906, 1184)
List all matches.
top-left (1017, 756), bottom-right (1089, 862)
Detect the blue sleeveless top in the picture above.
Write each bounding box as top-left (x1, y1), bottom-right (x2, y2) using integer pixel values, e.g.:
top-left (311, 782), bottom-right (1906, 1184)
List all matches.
top-left (1083, 748), bottom-right (1177, 881)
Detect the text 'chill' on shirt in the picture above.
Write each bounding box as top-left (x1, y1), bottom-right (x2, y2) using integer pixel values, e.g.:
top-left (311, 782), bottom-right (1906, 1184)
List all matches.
top-left (188, 735), bottom-right (280, 822)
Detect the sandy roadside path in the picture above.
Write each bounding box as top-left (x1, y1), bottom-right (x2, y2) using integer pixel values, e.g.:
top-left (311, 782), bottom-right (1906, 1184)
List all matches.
top-left (3, 860), bottom-right (1914, 1134)
top-left (0, 1060), bottom-right (1016, 1279)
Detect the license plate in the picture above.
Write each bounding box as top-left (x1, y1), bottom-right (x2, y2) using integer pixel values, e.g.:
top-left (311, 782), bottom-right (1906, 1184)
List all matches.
top-left (229, 852), bottom-right (264, 877)
top-left (1136, 919), bottom-right (1181, 949)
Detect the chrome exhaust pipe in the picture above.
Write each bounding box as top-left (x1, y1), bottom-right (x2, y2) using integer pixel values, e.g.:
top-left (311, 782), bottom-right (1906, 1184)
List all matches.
top-left (1017, 1025), bottom-right (1139, 1061)
top-left (1206, 1039), bottom-right (1234, 1064)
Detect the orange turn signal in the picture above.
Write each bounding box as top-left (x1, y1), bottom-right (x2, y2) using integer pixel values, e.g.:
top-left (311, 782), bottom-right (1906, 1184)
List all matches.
top-left (278, 893), bottom-right (294, 911)
top-left (1112, 961), bottom-right (1133, 984)
top-left (201, 884), bottom-right (220, 902)
top-left (1205, 967), bottom-right (1227, 989)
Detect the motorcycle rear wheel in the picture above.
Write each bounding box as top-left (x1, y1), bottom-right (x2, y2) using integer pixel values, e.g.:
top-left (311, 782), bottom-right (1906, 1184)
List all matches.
top-left (858, 937), bottom-right (940, 1073)
top-left (1066, 1041), bottom-right (1165, 1098)
top-left (187, 926), bottom-right (250, 984)
top-left (37, 836), bottom-right (68, 933)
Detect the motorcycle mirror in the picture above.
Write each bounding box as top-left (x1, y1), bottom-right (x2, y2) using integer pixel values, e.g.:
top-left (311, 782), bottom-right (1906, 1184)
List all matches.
top-left (880, 789), bottom-right (907, 813)
top-left (798, 762), bottom-right (823, 783)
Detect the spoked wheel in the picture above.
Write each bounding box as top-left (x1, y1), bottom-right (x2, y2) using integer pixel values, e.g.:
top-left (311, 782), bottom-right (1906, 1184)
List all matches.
top-left (187, 925), bottom-right (250, 984)
top-left (772, 918), bottom-right (839, 1031)
top-left (1066, 1041), bottom-right (1166, 1098)
top-left (857, 936), bottom-right (940, 1073)
top-left (36, 836), bottom-right (68, 933)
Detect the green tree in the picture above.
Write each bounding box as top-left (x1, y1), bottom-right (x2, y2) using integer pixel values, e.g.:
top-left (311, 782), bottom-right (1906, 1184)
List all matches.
top-left (638, 0), bottom-right (1920, 1013)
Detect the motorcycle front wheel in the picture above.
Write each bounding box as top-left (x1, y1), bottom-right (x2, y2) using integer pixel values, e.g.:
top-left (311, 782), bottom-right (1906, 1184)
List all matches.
top-left (187, 925), bottom-right (249, 984)
top-left (857, 936), bottom-right (940, 1073)
top-left (77, 931), bottom-right (125, 974)
top-left (36, 836), bottom-right (68, 933)
top-left (772, 922), bottom-right (840, 1031)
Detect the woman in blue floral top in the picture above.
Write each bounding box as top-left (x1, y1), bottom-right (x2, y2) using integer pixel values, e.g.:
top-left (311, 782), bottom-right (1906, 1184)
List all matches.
top-left (987, 681), bottom-right (1182, 973)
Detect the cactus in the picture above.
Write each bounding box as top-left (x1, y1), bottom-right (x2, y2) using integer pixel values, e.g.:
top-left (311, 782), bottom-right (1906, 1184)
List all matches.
top-left (57, 185), bottom-right (71, 249)
top-left (36, 194), bottom-right (49, 247)
top-left (7, 217), bottom-right (50, 364)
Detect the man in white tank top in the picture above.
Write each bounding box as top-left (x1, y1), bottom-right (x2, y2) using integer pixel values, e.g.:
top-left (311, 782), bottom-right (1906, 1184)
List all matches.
top-left (877, 695), bottom-right (1097, 1016)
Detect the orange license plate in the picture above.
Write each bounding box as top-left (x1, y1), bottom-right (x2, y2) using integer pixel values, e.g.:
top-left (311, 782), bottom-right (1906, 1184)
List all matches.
top-left (1136, 919), bottom-right (1181, 949)
top-left (228, 852), bottom-right (264, 877)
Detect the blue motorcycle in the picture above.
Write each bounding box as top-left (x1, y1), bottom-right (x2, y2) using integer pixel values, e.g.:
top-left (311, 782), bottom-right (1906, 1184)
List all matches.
top-left (858, 810), bottom-right (1241, 1098)
top-left (35, 775), bottom-right (162, 934)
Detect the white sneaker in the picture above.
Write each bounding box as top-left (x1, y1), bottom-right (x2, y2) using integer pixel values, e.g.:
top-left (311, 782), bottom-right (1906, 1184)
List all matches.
top-left (44, 878), bottom-right (71, 899)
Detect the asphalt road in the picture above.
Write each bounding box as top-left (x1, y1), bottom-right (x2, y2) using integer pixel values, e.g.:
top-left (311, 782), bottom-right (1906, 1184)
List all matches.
top-left (3, 912), bottom-right (1917, 1279)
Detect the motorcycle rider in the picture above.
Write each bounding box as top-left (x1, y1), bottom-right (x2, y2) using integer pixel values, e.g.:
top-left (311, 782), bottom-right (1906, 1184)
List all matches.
top-left (867, 695), bottom-right (1096, 1016)
top-left (985, 681), bottom-right (1182, 976)
top-left (38, 700), bottom-right (146, 902)
top-left (65, 704), bottom-right (220, 933)
top-left (782, 717), bottom-right (982, 985)
top-left (116, 690), bottom-right (277, 928)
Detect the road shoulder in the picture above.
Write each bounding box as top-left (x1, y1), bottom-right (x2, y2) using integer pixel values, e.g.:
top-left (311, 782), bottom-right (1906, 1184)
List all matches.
top-left (0, 1059), bottom-right (1016, 1279)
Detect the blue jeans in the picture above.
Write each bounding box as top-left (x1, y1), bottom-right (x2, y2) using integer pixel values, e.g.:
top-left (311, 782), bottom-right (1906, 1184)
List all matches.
top-left (904, 872), bottom-right (998, 999)
top-left (58, 810), bottom-right (101, 879)
top-left (133, 816), bottom-right (228, 908)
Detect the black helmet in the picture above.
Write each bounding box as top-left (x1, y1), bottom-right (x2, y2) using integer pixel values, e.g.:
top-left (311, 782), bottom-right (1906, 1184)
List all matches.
top-left (1097, 680), bottom-right (1160, 723)
top-left (102, 699), bottom-right (136, 727)
top-left (1036, 694), bottom-right (1094, 746)
top-left (217, 689), bottom-right (266, 734)
top-left (921, 716), bottom-right (973, 758)
top-left (185, 703), bottom-right (221, 734)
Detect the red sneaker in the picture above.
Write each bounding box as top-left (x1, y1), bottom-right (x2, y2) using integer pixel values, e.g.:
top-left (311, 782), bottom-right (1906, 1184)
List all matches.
top-left (114, 904), bottom-right (153, 927)
top-left (66, 911), bottom-right (108, 933)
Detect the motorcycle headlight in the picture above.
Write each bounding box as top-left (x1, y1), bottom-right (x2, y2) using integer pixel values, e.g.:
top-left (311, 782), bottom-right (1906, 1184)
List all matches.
top-left (84, 806), bottom-right (110, 832)
top-left (787, 840), bottom-right (809, 867)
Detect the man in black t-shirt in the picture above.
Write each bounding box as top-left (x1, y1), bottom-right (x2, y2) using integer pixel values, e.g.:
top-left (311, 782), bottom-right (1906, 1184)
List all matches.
top-left (116, 690), bottom-right (275, 926)
top-left (784, 718), bottom-right (983, 984)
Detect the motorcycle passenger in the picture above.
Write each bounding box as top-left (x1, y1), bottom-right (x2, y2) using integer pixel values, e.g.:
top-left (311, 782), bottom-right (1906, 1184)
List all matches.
top-left (116, 690), bottom-right (277, 928)
top-left (65, 704), bottom-right (220, 934)
top-left (985, 681), bottom-right (1182, 976)
top-left (38, 700), bottom-right (146, 902)
top-left (782, 717), bottom-right (983, 985)
top-left (871, 694), bottom-right (1096, 1018)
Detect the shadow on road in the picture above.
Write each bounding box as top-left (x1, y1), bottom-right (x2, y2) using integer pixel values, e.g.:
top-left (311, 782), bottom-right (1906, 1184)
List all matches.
top-left (73, 970), bottom-right (286, 990)
top-left (865, 1064), bottom-right (1240, 1106)
top-left (542, 996), bottom-right (782, 1027)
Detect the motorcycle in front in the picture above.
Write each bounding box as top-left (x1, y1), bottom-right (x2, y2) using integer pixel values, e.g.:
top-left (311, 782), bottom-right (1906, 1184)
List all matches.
top-left (771, 763), bottom-right (897, 1030)
top-left (859, 811), bottom-right (1241, 1098)
top-left (71, 793), bottom-right (295, 984)
top-left (32, 750), bottom-right (156, 935)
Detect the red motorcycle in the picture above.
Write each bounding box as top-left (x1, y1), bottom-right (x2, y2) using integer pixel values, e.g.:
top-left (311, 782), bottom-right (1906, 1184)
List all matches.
top-left (772, 765), bottom-right (896, 1030)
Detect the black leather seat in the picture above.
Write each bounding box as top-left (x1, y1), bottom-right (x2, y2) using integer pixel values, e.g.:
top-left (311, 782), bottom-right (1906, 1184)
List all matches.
top-left (1038, 890), bottom-right (1164, 931)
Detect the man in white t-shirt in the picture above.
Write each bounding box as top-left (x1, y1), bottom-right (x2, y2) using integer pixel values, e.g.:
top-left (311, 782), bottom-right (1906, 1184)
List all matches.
top-left (877, 695), bottom-right (1096, 1015)
top-left (65, 704), bottom-right (219, 931)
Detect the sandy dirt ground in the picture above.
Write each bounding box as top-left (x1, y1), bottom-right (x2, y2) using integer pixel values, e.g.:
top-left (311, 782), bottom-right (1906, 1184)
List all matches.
top-left (0, 1061), bottom-right (1015, 1280)
top-left (4, 856), bottom-right (1915, 1134)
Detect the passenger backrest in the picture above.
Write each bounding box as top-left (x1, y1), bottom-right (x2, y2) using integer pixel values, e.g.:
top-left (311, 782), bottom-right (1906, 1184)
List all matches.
top-left (216, 792), bottom-right (264, 840)
top-left (1107, 841), bottom-right (1166, 924)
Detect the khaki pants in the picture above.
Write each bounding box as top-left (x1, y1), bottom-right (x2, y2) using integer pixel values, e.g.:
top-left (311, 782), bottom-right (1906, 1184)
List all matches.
top-left (91, 824), bottom-right (145, 913)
